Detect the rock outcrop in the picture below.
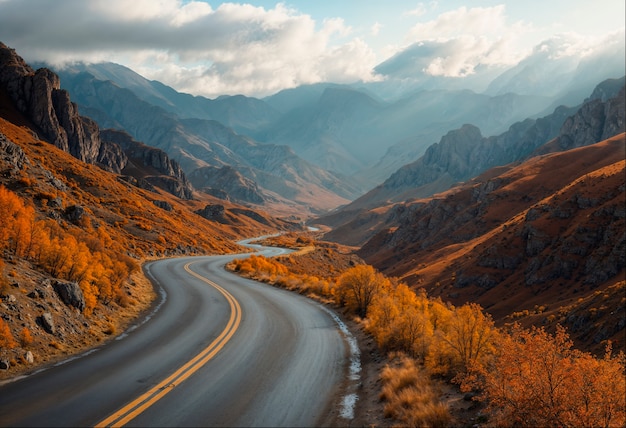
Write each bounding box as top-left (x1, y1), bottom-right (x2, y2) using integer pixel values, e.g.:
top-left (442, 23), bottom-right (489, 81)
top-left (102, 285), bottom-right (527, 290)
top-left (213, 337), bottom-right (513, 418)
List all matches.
top-left (0, 43), bottom-right (108, 166)
top-left (0, 131), bottom-right (30, 175)
top-left (52, 280), bottom-right (86, 312)
top-left (188, 165), bottom-right (264, 204)
top-left (100, 129), bottom-right (193, 199)
top-left (195, 204), bottom-right (228, 224)
top-left (0, 42), bottom-right (194, 200)
top-left (535, 84), bottom-right (625, 154)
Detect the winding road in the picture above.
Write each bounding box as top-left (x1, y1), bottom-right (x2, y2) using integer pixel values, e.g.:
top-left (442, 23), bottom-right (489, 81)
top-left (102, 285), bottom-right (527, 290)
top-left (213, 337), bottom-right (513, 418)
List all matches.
top-left (0, 244), bottom-right (350, 427)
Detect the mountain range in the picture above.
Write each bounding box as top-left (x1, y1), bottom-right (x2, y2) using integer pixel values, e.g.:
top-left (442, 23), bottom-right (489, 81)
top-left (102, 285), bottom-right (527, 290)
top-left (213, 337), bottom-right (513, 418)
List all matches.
top-left (1, 38), bottom-right (625, 355)
top-left (46, 34), bottom-right (624, 198)
top-left (318, 77), bottom-right (625, 244)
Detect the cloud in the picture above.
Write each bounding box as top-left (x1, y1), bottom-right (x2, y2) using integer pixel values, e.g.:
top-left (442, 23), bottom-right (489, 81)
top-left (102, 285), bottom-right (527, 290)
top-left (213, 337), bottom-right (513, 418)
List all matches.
top-left (0, 0), bottom-right (380, 97)
top-left (399, 5), bottom-right (532, 77)
top-left (371, 22), bottom-right (382, 36)
top-left (404, 3), bottom-right (428, 17)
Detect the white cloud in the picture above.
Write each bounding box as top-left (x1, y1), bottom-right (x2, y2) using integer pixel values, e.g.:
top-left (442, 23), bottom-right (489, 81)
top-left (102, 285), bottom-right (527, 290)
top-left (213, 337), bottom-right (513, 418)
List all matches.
top-left (407, 5), bottom-right (509, 41)
top-left (404, 3), bottom-right (427, 17)
top-left (400, 5), bottom-right (532, 77)
top-left (0, 0), bottom-right (380, 97)
top-left (370, 22), bottom-right (382, 36)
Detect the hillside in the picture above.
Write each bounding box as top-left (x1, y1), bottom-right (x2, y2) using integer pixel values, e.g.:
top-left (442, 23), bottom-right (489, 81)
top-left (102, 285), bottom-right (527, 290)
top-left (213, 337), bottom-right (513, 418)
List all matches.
top-left (358, 135), bottom-right (626, 353)
top-left (0, 49), bottom-right (295, 376)
top-left (52, 66), bottom-right (360, 217)
top-left (318, 79), bottom-right (625, 244)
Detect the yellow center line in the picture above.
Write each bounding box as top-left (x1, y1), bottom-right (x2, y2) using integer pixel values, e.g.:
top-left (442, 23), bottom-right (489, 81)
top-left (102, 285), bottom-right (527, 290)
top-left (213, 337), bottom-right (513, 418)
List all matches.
top-left (95, 261), bottom-right (242, 428)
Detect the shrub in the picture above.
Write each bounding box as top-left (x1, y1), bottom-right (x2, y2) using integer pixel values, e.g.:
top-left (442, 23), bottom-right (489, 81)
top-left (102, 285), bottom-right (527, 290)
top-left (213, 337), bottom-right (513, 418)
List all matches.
top-left (19, 327), bottom-right (33, 348)
top-left (0, 318), bottom-right (17, 350)
top-left (380, 355), bottom-right (451, 427)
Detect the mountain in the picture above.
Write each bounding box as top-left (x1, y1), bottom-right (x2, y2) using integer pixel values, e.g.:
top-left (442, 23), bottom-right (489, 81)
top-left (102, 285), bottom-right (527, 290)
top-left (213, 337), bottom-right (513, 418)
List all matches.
top-left (485, 33), bottom-right (626, 109)
top-left (318, 78), bottom-right (625, 244)
top-left (257, 85), bottom-right (553, 185)
top-left (355, 134), bottom-right (625, 352)
top-left (0, 43), bottom-right (305, 374)
top-left (51, 61), bottom-right (561, 190)
top-left (52, 62), bottom-right (281, 135)
top-left (0, 43), bottom-right (198, 201)
top-left (370, 32), bottom-right (626, 106)
top-left (51, 69), bottom-right (359, 217)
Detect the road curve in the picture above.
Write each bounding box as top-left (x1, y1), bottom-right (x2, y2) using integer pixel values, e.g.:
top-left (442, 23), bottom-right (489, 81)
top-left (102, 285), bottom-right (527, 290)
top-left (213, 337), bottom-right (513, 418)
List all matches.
top-left (0, 247), bottom-right (348, 427)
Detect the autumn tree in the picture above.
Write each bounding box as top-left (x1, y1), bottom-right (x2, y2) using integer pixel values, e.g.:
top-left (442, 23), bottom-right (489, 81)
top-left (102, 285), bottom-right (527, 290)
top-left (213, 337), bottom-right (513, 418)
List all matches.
top-left (0, 259), bottom-right (9, 296)
top-left (367, 284), bottom-right (434, 360)
top-left (443, 303), bottom-right (496, 373)
top-left (474, 324), bottom-right (626, 427)
top-left (0, 318), bottom-right (17, 351)
top-left (19, 327), bottom-right (33, 348)
top-left (336, 265), bottom-right (389, 317)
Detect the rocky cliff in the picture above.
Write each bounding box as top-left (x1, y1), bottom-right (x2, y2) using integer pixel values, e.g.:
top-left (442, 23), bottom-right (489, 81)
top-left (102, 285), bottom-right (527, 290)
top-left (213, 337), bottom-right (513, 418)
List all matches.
top-left (358, 135), bottom-right (625, 350)
top-left (0, 42), bottom-right (105, 165)
top-left (100, 129), bottom-right (193, 200)
top-left (319, 78), bottom-right (625, 236)
top-left (188, 165), bottom-right (264, 204)
top-left (0, 42), bottom-right (194, 200)
top-left (535, 82), bottom-right (625, 155)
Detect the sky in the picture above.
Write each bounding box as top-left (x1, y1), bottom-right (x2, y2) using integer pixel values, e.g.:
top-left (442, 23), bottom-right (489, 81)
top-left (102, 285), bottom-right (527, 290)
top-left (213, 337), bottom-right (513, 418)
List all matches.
top-left (0, 0), bottom-right (624, 98)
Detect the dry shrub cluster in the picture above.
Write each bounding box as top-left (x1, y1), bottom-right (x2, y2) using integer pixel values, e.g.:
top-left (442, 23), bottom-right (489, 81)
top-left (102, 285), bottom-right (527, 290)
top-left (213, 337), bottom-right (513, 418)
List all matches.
top-left (229, 254), bottom-right (334, 299)
top-left (230, 249), bottom-right (626, 426)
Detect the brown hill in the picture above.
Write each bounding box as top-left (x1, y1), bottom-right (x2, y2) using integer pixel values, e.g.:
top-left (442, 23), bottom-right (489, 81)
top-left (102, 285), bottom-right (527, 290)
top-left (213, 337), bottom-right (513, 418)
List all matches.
top-left (317, 79), bottom-right (624, 241)
top-left (358, 135), bottom-right (626, 353)
top-left (0, 78), bottom-right (294, 377)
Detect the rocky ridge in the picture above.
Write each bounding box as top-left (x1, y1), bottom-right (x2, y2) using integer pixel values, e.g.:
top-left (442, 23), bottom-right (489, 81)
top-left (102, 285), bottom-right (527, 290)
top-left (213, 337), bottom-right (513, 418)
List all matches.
top-left (100, 129), bottom-right (193, 199)
top-left (52, 69), bottom-right (359, 216)
top-left (188, 165), bottom-right (264, 204)
top-left (357, 135), bottom-right (625, 350)
top-left (0, 42), bottom-right (193, 200)
top-left (318, 78), bottom-right (625, 244)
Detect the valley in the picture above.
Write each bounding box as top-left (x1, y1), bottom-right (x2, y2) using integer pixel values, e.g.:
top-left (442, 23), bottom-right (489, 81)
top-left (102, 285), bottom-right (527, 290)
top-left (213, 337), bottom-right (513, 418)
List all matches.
top-left (0, 35), bottom-right (625, 427)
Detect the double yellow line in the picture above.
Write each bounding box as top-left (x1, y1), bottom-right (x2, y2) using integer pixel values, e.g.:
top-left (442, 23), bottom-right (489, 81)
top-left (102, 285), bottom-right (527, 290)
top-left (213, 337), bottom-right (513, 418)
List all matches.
top-left (95, 262), bottom-right (242, 427)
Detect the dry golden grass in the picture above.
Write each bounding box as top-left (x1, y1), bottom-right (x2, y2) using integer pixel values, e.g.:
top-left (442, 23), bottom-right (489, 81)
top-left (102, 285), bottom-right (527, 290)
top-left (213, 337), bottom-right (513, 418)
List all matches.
top-left (380, 354), bottom-right (452, 427)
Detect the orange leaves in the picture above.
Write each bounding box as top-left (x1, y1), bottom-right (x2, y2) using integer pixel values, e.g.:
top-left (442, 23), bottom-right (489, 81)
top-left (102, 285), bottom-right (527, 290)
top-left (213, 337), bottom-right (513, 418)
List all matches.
top-left (336, 265), bottom-right (390, 318)
top-left (232, 255), bottom-right (288, 279)
top-left (0, 185), bottom-right (136, 317)
top-left (475, 325), bottom-right (626, 427)
top-left (19, 327), bottom-right (33, 348)
top-left (0, 318), bottom-right (17, 350)
top-left (0, 185), bottom-right (35, 256)
top-left (443, 303), bottom-right (496, 373)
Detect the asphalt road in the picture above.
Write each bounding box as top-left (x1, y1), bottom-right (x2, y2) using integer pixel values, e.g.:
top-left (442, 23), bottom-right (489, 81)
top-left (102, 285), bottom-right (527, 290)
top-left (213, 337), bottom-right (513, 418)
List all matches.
top-left (0, 246), bottom-right (348, 427)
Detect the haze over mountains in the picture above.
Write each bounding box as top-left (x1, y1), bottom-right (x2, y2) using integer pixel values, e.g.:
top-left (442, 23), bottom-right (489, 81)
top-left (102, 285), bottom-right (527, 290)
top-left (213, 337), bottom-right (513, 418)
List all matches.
top-left (45, 34), bottom-right (624, 206)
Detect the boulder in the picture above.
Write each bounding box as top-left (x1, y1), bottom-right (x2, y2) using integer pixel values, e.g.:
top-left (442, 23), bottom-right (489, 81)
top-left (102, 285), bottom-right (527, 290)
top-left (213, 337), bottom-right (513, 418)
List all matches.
top-left (53, 280), bottom-right (85, 311)
top-left (153, 200), bottom-right (173, 211)
top-left (195, 204), bottom-right (226, 222)
top-left (38, 312), bottom-right (55, 334)
top-left (64, 205), bottom-right (85, 223)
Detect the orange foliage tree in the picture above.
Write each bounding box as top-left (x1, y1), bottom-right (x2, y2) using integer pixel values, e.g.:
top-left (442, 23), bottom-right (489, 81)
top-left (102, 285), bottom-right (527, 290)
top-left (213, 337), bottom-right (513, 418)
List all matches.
top-left (0, 318), bottom-right (17, 351)
top-left (470, 324), bottom-right (625, 427)
top-left (441, 303), bottom-right (496, 374)
top-left (336, 265), bottom-right (390, 317)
